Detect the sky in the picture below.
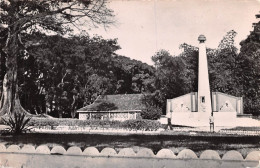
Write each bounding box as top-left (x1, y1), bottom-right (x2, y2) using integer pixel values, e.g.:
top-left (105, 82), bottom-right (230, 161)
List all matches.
top-left (83, 0), bottom-right (260, 65)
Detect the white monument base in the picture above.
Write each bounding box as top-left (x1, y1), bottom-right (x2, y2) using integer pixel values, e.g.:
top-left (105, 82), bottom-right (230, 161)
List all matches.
top-left (171, 112), bottom-right (211, 127)
top-left (161, 111), bottom-right (260, 128)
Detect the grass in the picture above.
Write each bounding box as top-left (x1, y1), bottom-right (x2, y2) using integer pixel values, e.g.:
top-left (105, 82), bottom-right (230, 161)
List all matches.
top-left (222, 127), bottom-right (260, 131)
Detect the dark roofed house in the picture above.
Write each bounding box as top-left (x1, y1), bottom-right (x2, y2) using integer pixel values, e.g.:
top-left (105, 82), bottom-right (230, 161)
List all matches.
top-left (77, 94), bottom-right (145, 121)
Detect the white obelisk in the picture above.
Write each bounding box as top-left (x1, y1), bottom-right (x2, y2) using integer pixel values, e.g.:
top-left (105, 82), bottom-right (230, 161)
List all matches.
top-left (197, 35), bottom-right (212, 122)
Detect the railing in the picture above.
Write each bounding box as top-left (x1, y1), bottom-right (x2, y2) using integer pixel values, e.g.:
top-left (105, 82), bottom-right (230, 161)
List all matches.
top-left (78, 111), bottom-right (141, 121)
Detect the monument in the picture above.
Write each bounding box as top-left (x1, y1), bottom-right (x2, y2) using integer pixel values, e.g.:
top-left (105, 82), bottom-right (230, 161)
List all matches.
top-left (197, 35), bottom-right (212, 122)
top-left (166, 35), bottom-right (260, 128)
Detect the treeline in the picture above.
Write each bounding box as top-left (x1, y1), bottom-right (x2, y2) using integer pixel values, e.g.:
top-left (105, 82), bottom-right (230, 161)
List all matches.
top-left (0, 32), bottom-right (155, 117)
top-left (1, 25), bottom-right (259, 117)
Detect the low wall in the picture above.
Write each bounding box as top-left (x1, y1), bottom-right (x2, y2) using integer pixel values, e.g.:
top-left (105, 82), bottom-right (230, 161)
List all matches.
top-left (213, 112), bottom-right (237, 127)
top-left (0, 144), bottom-right (259, 168)
top-left (171, 112), bottom-right (210, 127)
top-left (168, 111), bottom-right (260, 127)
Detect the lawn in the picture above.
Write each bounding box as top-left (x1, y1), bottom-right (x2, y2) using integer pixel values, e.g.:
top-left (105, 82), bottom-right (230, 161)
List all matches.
top-left (0, 133), bottom-right (259, 157)
top-left (223, 126), bottom-right (260, 131)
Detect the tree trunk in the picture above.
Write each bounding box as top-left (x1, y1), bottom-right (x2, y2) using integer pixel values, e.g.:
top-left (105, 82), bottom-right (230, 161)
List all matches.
top-left (0, 28), bottom-right (28, 116)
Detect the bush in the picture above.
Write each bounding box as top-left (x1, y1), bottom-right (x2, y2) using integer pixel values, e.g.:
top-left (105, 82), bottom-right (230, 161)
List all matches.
top-left (1, 113), bottom-right (32, 135)
top-left (141, 106), bottom-right (162, 120)
top-left (120, 119), bottom-right (161, 131)
top-left (24, 117), bottom-right (161, 131)
top-left (27, 118), bottom-right (122, 129)
top-left (28, 118), bottom-right (60, 127)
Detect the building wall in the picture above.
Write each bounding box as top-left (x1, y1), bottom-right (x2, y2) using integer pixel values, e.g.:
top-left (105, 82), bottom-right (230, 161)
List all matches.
top-left (167, 93), bottom-right (195, 113)
top-left (167, 92), bottom-right (243, 114)
top-left (213, 92), bottom-right (243, 114)
top-left (213, 112), bottom-right (237, 126)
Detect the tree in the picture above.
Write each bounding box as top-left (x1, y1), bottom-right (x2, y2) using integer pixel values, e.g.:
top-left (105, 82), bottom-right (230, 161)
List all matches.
top-left (141, 93), bottom-right (162, 120)
top-left (23, 33), bottom-right (121, 117)
top-left (151, 50), bottom-right (186, 113)
top-left (0, 0), bottom-right (114, 115)
top-left (209, 30), bottom-right (241, 96)
top-left (111, 55), bottom-right (155, 94)
top-left (23, 32), bottom-right (156, 118)
top-left (238, 21), bottom-right (260, 115)
top-left (179, 43), bottom-right (199, 93)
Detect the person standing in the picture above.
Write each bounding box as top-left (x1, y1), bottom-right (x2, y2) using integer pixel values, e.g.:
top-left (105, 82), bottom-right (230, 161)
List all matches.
top-left (165, 110), bottom-right (173, 130)
top-left (209, 115), bottom-right (214, 132)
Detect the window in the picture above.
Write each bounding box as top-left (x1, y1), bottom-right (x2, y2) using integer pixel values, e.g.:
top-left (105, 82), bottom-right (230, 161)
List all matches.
top-left (201, 96), bottom-right (205, 103)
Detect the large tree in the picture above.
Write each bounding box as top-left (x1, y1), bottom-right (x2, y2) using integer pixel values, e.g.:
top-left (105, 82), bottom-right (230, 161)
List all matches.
top-left (26, 33), bottom-right (120, 117)
top-left (151, 49), bottom-right (186, 112)
top-left (238, 21), bottom-right (260, 115)
top-left (209, 30), bottom-right (241, 96)
top-left (0, 0), bottom-right (114, 115)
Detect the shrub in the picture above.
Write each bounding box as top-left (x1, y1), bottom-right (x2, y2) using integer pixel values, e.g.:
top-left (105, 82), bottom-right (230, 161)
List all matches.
top-left (25, 117), bottom-right (161, 131)
top-left (27, 118), bottom-right (122, 129)
top-left (1, 113), bottom-right (32, 135)
top-left (141, 105), bottom-right (162, 120)
top-left (28, 118), bottom-right (60, 127)
top-left (120, 119), bottom-right (161, 131)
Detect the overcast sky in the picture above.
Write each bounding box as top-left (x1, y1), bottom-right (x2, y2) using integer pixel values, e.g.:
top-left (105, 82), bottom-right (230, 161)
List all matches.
top-left (84, 0), bottom-right (260, 65)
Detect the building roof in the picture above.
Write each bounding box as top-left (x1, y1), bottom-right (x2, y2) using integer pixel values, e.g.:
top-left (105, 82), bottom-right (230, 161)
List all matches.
top-left (77, 94), bottom-right (146, 112)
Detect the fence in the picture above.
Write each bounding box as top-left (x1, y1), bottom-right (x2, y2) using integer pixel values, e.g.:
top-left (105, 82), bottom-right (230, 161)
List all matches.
top-left (78, 111), bottom-right (142, 121)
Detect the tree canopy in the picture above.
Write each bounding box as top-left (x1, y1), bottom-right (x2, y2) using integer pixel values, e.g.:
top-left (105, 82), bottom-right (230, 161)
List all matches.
top-left (8, 32), bottom-right (155, 117)
top-left (0, 0), bottom-right (114, 115)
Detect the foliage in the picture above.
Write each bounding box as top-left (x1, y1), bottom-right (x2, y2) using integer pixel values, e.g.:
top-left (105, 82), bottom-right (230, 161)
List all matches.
top-left (0, 0), bottom-right (155, 117)
top-left (0, 0), bottom-right (115, 115)
top-left (151, 50), bottom-right (190, 112)
top-left (120, 119), bottom-right (161, 131)
top-left (27, 118), bottom-right (121, 128)
top-left (23, 34), bottom-right (121, 117)
top-left (24, 118), bottom-right (161, 131)
top-left (112, 55), bottom-right (155, 94)
top-left (141, 106), bottom-right (162, 120)
top-left (209, 30), bottom-right (241, 96)
top-left (19, 33), bottom-right (155, 117)
top-left (1, 113), bottom-right (32, 134)
top-left (237, 21), bottom-right (260, 115)
top-left (141, 94), bottom-right (162, 120)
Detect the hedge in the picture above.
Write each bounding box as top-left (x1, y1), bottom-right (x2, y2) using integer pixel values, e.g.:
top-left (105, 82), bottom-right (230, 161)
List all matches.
top-left (120, 119), bottom-right (161, 131)
top-left (28, 118), bottom-right (122, 128)
top-left (1, 116), bottom-right (161, 131)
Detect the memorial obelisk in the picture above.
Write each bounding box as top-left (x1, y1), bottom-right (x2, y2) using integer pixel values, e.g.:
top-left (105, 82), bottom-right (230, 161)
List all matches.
top-left (197, 35), bottom-right (212, 122)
